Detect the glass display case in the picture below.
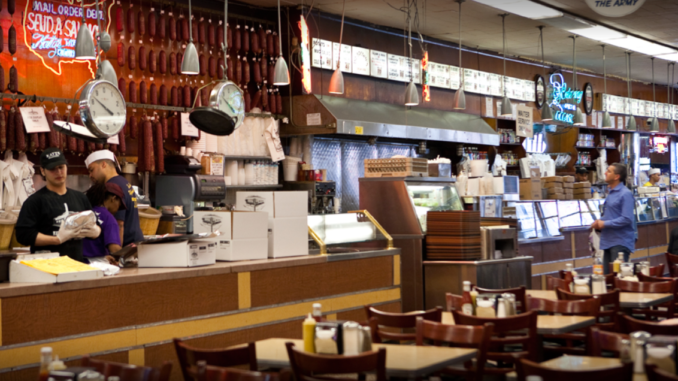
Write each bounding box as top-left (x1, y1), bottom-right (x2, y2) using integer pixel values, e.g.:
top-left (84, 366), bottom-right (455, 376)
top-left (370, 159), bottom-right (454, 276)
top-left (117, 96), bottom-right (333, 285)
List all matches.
top-left (667, 194), bottom-right (678, 218)
top-left (508, 201), bottom-right (538, 240)
top-left (407, 181), bottom-right (463, 232)
top-left (634, 197), bottom-right (667, 222)
top-left (558, 200), bottom-right (582, 227)
top-left (536, 201), bottom-right (561, 237)
top-left (307, 211), bottom-right (392, 254)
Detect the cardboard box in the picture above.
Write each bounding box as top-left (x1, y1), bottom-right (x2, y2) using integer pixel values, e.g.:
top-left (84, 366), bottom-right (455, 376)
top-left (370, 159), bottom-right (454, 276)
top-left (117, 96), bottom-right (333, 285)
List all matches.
top-left (548, 193), bottom-right (565, 200)
top-left (545, 182), bottom-right (563, 190)
top-left (232, 211), bottom-right (269, 240)
top-left (138, 238), bottom-right (216, 267)
top-left (547, 187), bottom-right (563, 196)
top-left (564, 189), bottom-right (574, 196)
top-left (543, 176), bottom-right (563, 183)
top-left (269, 217), bottom-right (309, 258)
top-left (574, 193), bottom-right (592, 199)
top-left (9, 253), bottom-right (104, 283)
top-left (236, 191), bottom-right (308, 218)
top-left (194, 210), bottom-right (233, 239)
top-left (215, 238), bottom-right (268, 261)
top-left (563, 176), bottom-right (575, 183)
top-left (520, 179), bottom-right (541, 200)
top-left (574, 182), bottom-right (591, 188)
top-left (562, 182), bottom-right (574, 189)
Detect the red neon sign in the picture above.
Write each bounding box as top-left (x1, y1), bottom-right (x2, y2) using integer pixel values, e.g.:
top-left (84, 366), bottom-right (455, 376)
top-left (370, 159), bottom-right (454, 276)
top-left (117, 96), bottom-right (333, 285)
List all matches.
top-left (421, 51), bottom-right (430, 102)
top-left (298, 15), bottom-right (312, 94)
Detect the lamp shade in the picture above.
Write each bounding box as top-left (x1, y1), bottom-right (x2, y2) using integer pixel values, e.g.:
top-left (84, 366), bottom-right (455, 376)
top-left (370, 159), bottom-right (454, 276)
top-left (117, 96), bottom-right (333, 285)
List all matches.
top-left (452, 88), bottom-right (466, 110)
top-left (99, 31), bottom-right (112, 53)
top-left (329, 68), bottom-right (344, 94)
top-left (405, 82), bottom-right (419, 106)
top-left (669, 119), bottom-right (676, 133)
top-left (273, 57), bottom-right (290, 86)
top-left (649, 117), bottom-right (659, 132)
top-left (500, 95), bottom-right (512, 116)
top-left (181, 42), bottom-right (200, 75)
top-left (627, 116), bottom-right (637, 131)
top-left (97, 60), bottom-right (118, 88)
top-left (602, 111), bottom-right (612, 128)
top-left (573, 108), bottom-right (585, 126)
top-left (541, 105), bottom-right (553, 122)
top-left (75, 23), bottom-right (96, 60)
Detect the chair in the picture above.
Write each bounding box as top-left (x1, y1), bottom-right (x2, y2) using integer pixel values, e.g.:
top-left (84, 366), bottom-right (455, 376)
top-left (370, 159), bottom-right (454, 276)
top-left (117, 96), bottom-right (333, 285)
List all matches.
top-left (285, 342), bottom-right (387, 381)
top-left (620, 313), bottom-right (678, 335)
top-left (174, 339), bottom-right (257, 381)
top-left (81, 356), bottom-right (172, 381)
top-left (527, 297), bottom-right (600, 355)
top-left (445, 293), bottom-right (463, 312)
top-left (556, 288), bottom-right (621, 330)
top-left (546, 276), bottom-right (570, 291)
top-left (650, 264), bottom-right (666, 277)
top-left (452, 310), bottom-right (539, 377)
top-left (415, 317), bottom-right (493, 381)
top-left (194, 362), bottom-right (284, 381)
top-left (587, 327), bottom-right (629, 357)
top-left (364, 305), bottom-right (442, 343)
top-left (517, 358), bottom-right (633, 381)
top-left (647, 364), bottom-right (678, 381)
top-left (475, 286), bottom-right (527, 314)
top-left (615, 278), bottom-right (676, 320)
top-left (666, 252), bottom-right (678, 277)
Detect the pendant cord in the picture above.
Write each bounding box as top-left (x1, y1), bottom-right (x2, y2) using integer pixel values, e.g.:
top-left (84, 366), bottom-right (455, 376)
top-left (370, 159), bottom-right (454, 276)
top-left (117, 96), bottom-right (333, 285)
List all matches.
top-left (652, 57), bottom-right (656, 103)
top-left (188, 0), bottom-right (193, 42)
top-left (539, 26), bottom-right (545, 78)
top-left (408, 4), bottom-right (413, 84)
top-left (223, 0), bottom-right (228, 69)
top-left (602, 45), bottom-right (606, 95)
top-left (627, 52), bottom-right (632, 99)
top-left (337, 0), bottom-right (346, 70)
top-left (458, 1), bottom-right (462, 72)
top-left (277, 0), bottom-right (283, 58)
top-left (501, 14), bottom-right (507, 96)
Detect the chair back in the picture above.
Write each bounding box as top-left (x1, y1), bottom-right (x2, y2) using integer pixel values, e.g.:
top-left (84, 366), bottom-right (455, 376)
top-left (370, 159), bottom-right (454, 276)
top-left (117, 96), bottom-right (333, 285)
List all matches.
top-left (587, 327), bottom-right (629, 357)
top-left (527, 296), bottom-right (600, 317)
top-left (546, 276), bottom-right (570, 291)
top-left (650, 264), bottom-right (666, 277)
top-left (364, 305), bottom-right (442, 343)
top-left (475, 286), bottom-right (527, 314)
top-left (285, 342), bottom-right (387, 381)
top-left (614, 278), bottom-right (675, 293)
top-left (174, 339), bottom-right (257, 381)
top-left (81, 356), bottom-right (172, 381)
top-left (646, 364), bottom-right (678, 381)
top-left (445, 293), bottom-right (463, 312)
top-left (517, 358), bottom-right (633, 381)
top-left (194, 362), bottom-right (280, 381)
top-left (666, 252), bottom-right (678, 278)
top-left (556, 288), bottom-right (620, 329)
top-left (620, 313), bottom-right (678, 335)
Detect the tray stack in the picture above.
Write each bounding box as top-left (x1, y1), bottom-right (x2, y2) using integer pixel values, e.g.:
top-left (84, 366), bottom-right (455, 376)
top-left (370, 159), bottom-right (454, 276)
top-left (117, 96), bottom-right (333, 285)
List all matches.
top-left (426, 211), bottom-right (481, 260)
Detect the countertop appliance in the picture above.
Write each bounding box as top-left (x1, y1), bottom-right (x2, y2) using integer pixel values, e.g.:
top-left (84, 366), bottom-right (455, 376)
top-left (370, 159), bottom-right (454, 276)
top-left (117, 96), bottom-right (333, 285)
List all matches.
top-left (283, 181), bottom-right (336, 214)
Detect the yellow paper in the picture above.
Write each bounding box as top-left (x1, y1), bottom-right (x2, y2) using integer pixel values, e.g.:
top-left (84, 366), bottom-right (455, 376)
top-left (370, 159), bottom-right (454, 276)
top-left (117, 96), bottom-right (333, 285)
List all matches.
top-left (20, 256), bottom-right (97, 275)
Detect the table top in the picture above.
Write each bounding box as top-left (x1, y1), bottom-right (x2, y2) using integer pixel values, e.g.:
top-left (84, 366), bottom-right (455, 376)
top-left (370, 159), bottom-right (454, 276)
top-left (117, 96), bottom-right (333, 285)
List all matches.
top-left (540, 355), bottom-right (646, 381)
top-left (254, 338), bottom-right (477, 379)
top-left (526, 290), bottom-right (674, 308)
top-left (442, 312), bottom-right (595, 335)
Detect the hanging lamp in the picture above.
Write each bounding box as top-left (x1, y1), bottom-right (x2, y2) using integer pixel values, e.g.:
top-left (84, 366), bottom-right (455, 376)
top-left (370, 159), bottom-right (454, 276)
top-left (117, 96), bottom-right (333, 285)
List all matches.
top-left (273, 0), bottom-right (290, 85)
top-left (649, 57), bottom-right (659, 131)
top-left (451, 0), bottom-right (466, 109)
top-left (93, 0), bottom-right (118, 87)
top-left (570, 36), bottom-right (584, 126)
top-left (404, 12), bottom-right (419, 106)
top-left (499, 14), bottom-right (512, 116)
top-left (601, 45), bottom-right (612, 128)
top-left (180, 0), bottom-right (199, 74)
top-left (329, 0), bottom-right (347, 94)
top-left (626, 52), bottom-right (637, 131)
top-left (74, 0), bottom-right (95, 60)
top-left (668, 63), bottom-right (676, 133)
top-left (538, 26), bottom-right (552, 122)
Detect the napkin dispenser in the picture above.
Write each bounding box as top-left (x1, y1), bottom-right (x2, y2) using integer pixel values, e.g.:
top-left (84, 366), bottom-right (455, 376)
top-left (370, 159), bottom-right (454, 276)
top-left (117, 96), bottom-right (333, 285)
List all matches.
top-left (314, 321), bottom-right (372, 355)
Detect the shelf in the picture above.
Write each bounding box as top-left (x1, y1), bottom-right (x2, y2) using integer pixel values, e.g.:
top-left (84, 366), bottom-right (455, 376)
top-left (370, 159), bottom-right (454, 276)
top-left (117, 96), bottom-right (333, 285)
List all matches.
top-left (222, 156), bottom-right (274, 160)
top-left (499, 142), bottom-right (522, 146)
top-left (226, 185), bottom-right (283, 190)
top-left (575, 146), bottom-right (597, 149)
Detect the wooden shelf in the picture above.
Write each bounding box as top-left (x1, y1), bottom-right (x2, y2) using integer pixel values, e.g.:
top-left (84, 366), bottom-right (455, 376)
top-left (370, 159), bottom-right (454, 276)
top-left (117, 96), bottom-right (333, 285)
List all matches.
top-left (575, 146), bottom-right (596, 149)
top-left (222, 156), bottom-right (274, 161)
top-left (227, 185), bottom-right (283, 190)
top-left (500, 142), bottom-right (522, 146)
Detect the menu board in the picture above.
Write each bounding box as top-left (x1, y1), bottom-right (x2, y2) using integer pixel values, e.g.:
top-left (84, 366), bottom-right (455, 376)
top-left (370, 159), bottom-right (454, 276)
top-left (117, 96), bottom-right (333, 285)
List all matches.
top-left (428, 62), bottom-right (451, 89)
top-left (311, 38), bottom-right (333, 69)
top-left (352, 47), bottom-right (370, 76)
top-left (630, 99), bottom-right (640, 116)
top-left (387, 54), bottom-right (404, 82)
top-left (489, 74), bottom-right (502, 97)
top-left (407, 58), bottom-right (422, 84)
top-left (370, 50), bottom-right (388, 78)
top-left (463, 69), bottom-right (477, 92)
top-left (332, 43), bottom-right (352, 73)
top-left (478, 71), bottom-right (491, 95)
top-left (450, 66), bottom-right (460, 90)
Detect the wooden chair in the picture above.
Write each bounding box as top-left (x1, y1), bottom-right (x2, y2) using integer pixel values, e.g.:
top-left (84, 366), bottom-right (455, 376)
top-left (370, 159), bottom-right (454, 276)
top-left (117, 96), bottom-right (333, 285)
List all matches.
top-left (666, 252), bottom-right (678, 277)
top-left (475, 286), bottom-right (527, 314)
top-left (556, 288), bottom-right (621, 330)
top-left (615, 278), bottom-right (676, 320)
top-left (285, 342), bottom-right (387, 381)
top-left (646, 364), bottom-right (678, 381)
top-left (546, 276), bottom-right (570, 291)
top-left (517, 358), bottom-right (633, 381)
top-left (587, 327), bottom-right (629, 357)
top-left (620, 313), bottom-right (678, 335)
top-left (174, 339), bottom-right (257, 381)
top-left (415, 317), bottom-right (493, 381)
top-left (445, 293), bottom-right (464, 312)
top-left (81, 355), bottom-right (172, 381)
top-left (364, 304), bottom-right (442, 343)
top-left (527, 297), bottom-right (600, 355)
top-left (452, 310), bottom-right (539, 377)
top-left (194, 361), bottom-right (285, 381)
top-left (650, 264), bottom-right (666, 277)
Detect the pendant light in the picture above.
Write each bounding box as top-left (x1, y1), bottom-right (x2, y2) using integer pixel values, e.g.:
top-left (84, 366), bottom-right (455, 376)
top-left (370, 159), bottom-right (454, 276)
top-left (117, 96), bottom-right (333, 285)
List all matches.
top-left (180, 0), bottom-right (200, 75)
top-left (404, 13), bottom-right (419, 106)
top-left (668, 63), bottom-right (676, 133)
top-left (74, 0), bottom-right (95, 60)
top-left (499, 14), bottom-right (512, 117)
top-left (273, 0), bottom-right (290, 85)
top-left (626, 52), bottom-right (637, 131)
top-left (451, 0), bottom-right (465, 110)
top-left (570, 36), bottom-right (584, 126)
top-left (329, 0), bottom-right (347, 94)
top-left (93, 0), bottom-right (118, 88)
top-left (538, 26), bottom-right (552, 122)
top-left (649, 57), bottom-right (659, 132)
top-left (601, 45), bottom-right (612, 128)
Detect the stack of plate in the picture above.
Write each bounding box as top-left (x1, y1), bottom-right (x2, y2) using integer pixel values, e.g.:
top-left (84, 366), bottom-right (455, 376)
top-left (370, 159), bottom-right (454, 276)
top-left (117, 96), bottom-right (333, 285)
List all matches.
top-left (426, 211), bottom-right (481, 260)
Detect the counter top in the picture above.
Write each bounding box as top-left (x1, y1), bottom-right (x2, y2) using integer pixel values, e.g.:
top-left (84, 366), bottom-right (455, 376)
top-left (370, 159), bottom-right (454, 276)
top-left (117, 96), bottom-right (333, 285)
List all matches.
top-left (423, 256), bottom-right (533, 265)
top-left (519, 236), bottom-right (565, 244)
top-left (0, 248), bottom-right (400, 299)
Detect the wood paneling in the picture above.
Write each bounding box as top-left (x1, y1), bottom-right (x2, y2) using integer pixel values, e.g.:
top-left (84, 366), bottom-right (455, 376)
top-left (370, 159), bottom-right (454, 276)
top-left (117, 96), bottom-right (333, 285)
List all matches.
top-left (637, 225), bottom-right (650, 249)
top-left (2, 273), bottom-right (238, 345)
top-left (336, 301), bottom-right (402, 323)
top-left (0, 350), bottom-right (128, 381)
top-left (573, 230), bottom-right (591, 258)
top-left (531, 276), bottom-right (542, 291)
top-left (520, 242), bottom-right (542, 264)
top-left (648, 224), bottom-right (668, 247)
top-left (542, 238), bottom-right (571, 263)
top-left (250, 257), bottom-right (393, 308)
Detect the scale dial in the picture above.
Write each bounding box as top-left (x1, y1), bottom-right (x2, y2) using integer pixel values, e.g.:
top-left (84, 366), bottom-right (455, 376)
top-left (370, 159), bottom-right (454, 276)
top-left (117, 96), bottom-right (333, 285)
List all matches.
top-left (211, 81), bottom-right (245, 131)
top-left (79, 79), bottom-right (127, 138)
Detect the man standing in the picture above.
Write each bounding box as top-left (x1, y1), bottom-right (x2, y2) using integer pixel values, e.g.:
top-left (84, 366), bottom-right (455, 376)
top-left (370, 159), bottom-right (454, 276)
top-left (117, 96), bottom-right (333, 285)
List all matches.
top-left (591, 163), bottom-right (636, 274)
top-left (85, 150), bottom-right (143, 246)
top-left (575, 167), bottom-right (589, 183)
top-left (644, 168), bottom-right (661, 187)
top-left (16, 148), bottom-right (101, 262)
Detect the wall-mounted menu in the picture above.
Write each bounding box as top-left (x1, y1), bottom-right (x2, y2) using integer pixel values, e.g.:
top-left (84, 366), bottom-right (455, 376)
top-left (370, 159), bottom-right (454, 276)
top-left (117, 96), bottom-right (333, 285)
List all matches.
top-left (370, 50), bottom-right (388, 78)
top-left (601, 93), bottom-right (678, 120)
top-left (332, 43), bottom-right (352, 73)
top-left (352, 47), bottom-right (370, 76)
top-left (312, 39), bottom-right (333, 69)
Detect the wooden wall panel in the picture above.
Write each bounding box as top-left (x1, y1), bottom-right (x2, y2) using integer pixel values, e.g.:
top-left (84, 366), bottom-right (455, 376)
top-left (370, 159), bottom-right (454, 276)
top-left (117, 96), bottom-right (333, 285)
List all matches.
top-left (648, 224), bottom-right (668, 247)
top-left (573, 230), bottom-right (591, 258)
top-left (250, 257), bottom-right (393, 308)
top-left (542, 238), bottom-right (571, 263)
top-left (637, 225), bottom-right (650, 249)
top-left (531, 276), bottom-right (542, 291)
top-left (2, 273), bottom-right (238, 345)
top-left (336, 301), bottom-right (402, 323)
top-left (0, 350), bottom-right (128, 381)
top-left (520, 243), bottom-right (542, 264)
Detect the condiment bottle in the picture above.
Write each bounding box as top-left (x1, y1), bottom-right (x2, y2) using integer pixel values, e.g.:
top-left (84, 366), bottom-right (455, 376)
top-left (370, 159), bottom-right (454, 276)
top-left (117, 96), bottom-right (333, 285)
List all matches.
top-left (39, 347), bottom-right (52, 381)
top-left (620, 339), bottom-right (632, 364)
top-left (634, 339), bottom-right (646, 374)
top-left (312, 303), bottom-right (325, 322)
top-left (469, 286), bottom-right (478, 310)
top-left (564, 263), bottom-right (575, 292)
top-left (573, 276), bottom-right (590, 295)
top-left (593, 255), bottom-right (603, 276)
top-left (591, 275), bottom-right (606, 295)
top-left (496, 298), bottom-right (507, 318)
top-left (461, 281), bottom-right (474, 315)
top-left (302, 314), bottom-right (316, 353)
top-left (613, 252), bottom-right (624, 273)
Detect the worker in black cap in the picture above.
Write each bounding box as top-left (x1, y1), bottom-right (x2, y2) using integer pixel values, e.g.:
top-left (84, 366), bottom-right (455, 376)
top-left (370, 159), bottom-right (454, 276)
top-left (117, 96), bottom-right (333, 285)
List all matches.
top-left (575, 167), bottom-right (589, 183)
top-left (16, 148), bottom-right (100, 262)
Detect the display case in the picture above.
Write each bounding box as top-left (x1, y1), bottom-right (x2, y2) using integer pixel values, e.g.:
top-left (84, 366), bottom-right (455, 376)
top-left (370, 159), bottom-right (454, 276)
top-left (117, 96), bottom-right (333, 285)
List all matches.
top-left (536, 200), bottom-right (561, 237)
top-left (666, 194), bottom-right (678, 218)
top-left (307, 210), bottom-right (393, 254)
top-left (634, 197), bottom-right (667, 222)
top-left (407, 180), bottom-right (463, 232)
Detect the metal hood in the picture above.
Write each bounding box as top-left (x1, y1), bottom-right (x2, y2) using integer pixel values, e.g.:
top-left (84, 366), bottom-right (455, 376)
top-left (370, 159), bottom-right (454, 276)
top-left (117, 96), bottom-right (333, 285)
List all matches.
top-left (282, 95), bottom-right (499, 146)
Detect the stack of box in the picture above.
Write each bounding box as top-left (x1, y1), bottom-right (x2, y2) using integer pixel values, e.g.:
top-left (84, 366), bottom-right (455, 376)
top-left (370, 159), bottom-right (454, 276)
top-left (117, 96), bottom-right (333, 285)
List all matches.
top-left (574, 182), bottom-right (592, 199)
top-left (562, 176), bottom-right (574, 200)
top-left (193, 210), bottom-right (269, 261)
top-left (519, 168), bottom-right (542, 200)
top-left (543, 176), bottom-right (564, 200)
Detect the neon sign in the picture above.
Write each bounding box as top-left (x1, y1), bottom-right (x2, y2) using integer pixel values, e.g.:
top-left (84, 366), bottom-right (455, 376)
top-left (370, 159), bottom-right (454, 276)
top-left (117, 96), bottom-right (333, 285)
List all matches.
top-left (298, 15), bottom-right (312, 94)
top-left (654, 136), bottom-right (668, 154)
top-left (421, 51), bottom-right (430, 102)
top-left (547, 73), bottom-right (583, 124)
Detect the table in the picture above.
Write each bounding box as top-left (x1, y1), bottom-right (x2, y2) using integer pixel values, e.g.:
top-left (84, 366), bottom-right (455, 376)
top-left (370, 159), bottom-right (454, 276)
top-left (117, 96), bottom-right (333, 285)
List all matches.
top-left (540, 355), bottom-right (646, 381)
top-left (527, 290), bottom-right (673, 309)
top-left (442, 312), bottom-right (595, 335)
top-left (254, 338), bottom-right (477, 379)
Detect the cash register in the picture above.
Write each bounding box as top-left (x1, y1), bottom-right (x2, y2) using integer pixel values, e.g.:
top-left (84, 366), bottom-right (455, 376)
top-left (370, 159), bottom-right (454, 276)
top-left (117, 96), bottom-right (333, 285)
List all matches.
top-left (155, 156), bottom-right (227, 233)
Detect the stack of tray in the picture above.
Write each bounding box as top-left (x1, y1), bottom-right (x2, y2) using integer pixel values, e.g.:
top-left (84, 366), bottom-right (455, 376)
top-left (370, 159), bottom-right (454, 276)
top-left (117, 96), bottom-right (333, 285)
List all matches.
top-left (425, 211), bottom-right (481, 260)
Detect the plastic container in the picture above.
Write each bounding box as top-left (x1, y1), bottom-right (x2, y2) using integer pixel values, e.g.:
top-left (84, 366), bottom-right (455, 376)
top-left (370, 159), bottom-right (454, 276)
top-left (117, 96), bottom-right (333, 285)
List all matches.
top-left (139, 207), bottom-right (162, 236)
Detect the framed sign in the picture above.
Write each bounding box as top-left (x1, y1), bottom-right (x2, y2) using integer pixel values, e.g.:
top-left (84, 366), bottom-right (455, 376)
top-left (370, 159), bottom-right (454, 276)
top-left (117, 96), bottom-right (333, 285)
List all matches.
top-left (583, 83), bottom-right (594, 115)
top-left (534, 75), bottom-right (545, 109)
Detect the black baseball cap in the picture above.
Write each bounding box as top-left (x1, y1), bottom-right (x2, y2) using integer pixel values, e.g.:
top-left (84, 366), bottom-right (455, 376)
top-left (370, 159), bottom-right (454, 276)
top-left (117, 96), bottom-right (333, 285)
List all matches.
top-left (40, 148), bottom-right (68, 170)
top-left (575, 167), bottom-right (589, 175)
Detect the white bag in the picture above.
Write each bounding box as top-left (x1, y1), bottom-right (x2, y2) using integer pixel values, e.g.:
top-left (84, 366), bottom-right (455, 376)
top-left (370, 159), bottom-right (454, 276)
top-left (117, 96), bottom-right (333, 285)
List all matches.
top-left (589, 230), bottom-right (604, 259)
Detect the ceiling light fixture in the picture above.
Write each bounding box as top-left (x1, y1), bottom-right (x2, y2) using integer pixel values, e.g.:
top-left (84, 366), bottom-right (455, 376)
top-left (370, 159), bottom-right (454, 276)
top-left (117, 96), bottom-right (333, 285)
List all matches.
top-left (601, 45), bottom-right (612, 128)
top-left (604, 35), bottom-right (675, 56)
top-left (668, 62), bottom-right (675, 133)
top-left (649, 57), bottom-right (659, 132)
top-left (180, 0), bottom-right (200, 75)
top-left (404, 12), bottom-right (419, 106)
top-left (452, 0), bottom-right (466, 110)
top-left (74, 0), bottom-right (95, 60)
top-left (500, 14), bottom-right (512, 117)
top-left (474, 0), bottom-right (562, 20)
top-left (273, 0), bottom-right (290, 85)
top-left (626, 52), bottom-right (636, 131)
top-left (570, 36), bottom-right (584, 126)
top-left (538, 26), bottom-right (552, 122)
top-left (568, 25), bottom-right (626, 41)
top-left (93, 0), bottom-right (117, 88)
top-left (328, 0), bottom-right (347, 94)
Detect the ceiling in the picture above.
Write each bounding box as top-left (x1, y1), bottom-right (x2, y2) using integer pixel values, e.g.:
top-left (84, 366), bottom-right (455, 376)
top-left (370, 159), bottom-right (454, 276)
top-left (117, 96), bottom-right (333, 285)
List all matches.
top-left (237, 0), bottom-right (678, 88)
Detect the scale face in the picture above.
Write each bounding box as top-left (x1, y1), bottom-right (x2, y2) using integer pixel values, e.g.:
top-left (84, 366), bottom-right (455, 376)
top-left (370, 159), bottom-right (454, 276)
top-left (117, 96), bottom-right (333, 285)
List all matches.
top-left (211, 80), bottom-right (245, 131)
top-left (79, 79), bottom-right (127, 138)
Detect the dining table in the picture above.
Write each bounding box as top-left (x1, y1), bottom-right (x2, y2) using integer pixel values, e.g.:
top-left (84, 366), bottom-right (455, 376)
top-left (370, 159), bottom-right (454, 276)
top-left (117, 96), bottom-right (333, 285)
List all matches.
top-left (442, 311), bottom-right (596, 335)
top-left (540, 355), bottom-right (647, 381)
top-left (527, 289), bottom-right (673, 309)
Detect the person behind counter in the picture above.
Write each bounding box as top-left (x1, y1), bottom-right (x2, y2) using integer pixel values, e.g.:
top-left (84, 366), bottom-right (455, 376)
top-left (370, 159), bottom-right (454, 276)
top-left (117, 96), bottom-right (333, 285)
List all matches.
top-left (82, 182), bottom-right (126, 264)
top-left (15, 148), bottom-right (101, 262)
top-left (575, 167), bottom-right (589, 183)
top-left (85, 150), bottom-right (143, 246)
top-left (644, 168), bottom-right (661, 187)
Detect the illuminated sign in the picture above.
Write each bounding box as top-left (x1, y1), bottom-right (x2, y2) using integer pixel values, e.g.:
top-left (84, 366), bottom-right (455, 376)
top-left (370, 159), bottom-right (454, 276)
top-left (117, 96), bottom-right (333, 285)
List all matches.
top-left (654, 136), bottom-right (668, 154)
top-left (547, 73), bottom-right (583, 124)
top-left (23, 0), bottom-right (111, 76)
top-left (421, 51), bottom-right (430, 102)
top-left (298, 16), bottom-right (311, 94)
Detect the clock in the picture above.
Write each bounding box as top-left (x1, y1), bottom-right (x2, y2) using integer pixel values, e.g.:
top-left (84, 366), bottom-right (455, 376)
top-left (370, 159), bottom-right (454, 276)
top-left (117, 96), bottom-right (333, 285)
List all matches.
top-left (534, 75), bottom-right (545, 109)
top-left (79, 79), bottom-right (127, 138)
top-left (583, 82), bottom-right (594, 115)
top-left (189, 80), bottom-right (245, 136)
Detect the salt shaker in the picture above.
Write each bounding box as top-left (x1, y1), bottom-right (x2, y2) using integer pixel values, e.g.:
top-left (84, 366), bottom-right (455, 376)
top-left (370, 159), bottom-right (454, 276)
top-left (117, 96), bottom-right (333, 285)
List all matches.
top-left (497, 298), bottom-right (507, 318)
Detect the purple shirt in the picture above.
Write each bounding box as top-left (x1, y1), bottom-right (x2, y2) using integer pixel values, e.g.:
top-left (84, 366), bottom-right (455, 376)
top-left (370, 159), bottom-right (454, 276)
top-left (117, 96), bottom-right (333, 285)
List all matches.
top-left (82, 206), bottom-right (122, 258)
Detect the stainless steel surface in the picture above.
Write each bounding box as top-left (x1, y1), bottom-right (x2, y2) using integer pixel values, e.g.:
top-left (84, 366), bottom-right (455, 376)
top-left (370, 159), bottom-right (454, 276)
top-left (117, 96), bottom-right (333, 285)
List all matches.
top-left (155, 175), bottom-right (197, 233)
top-left (518, 236), bottom-right (565, 244)
top-left (360, 177), bottom-right (457, 183)
top-left (283, 181), bottom-right (335, 214)
top-left (325, 247), bottom-right (401, 262)
top-left (423, 256), bottom-right (534, 266)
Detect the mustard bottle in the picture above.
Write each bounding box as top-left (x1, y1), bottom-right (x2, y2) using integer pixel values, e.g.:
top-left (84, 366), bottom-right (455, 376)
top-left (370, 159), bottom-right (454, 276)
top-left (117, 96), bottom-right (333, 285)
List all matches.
top-left (303, 314), bottom-right (316, 353)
